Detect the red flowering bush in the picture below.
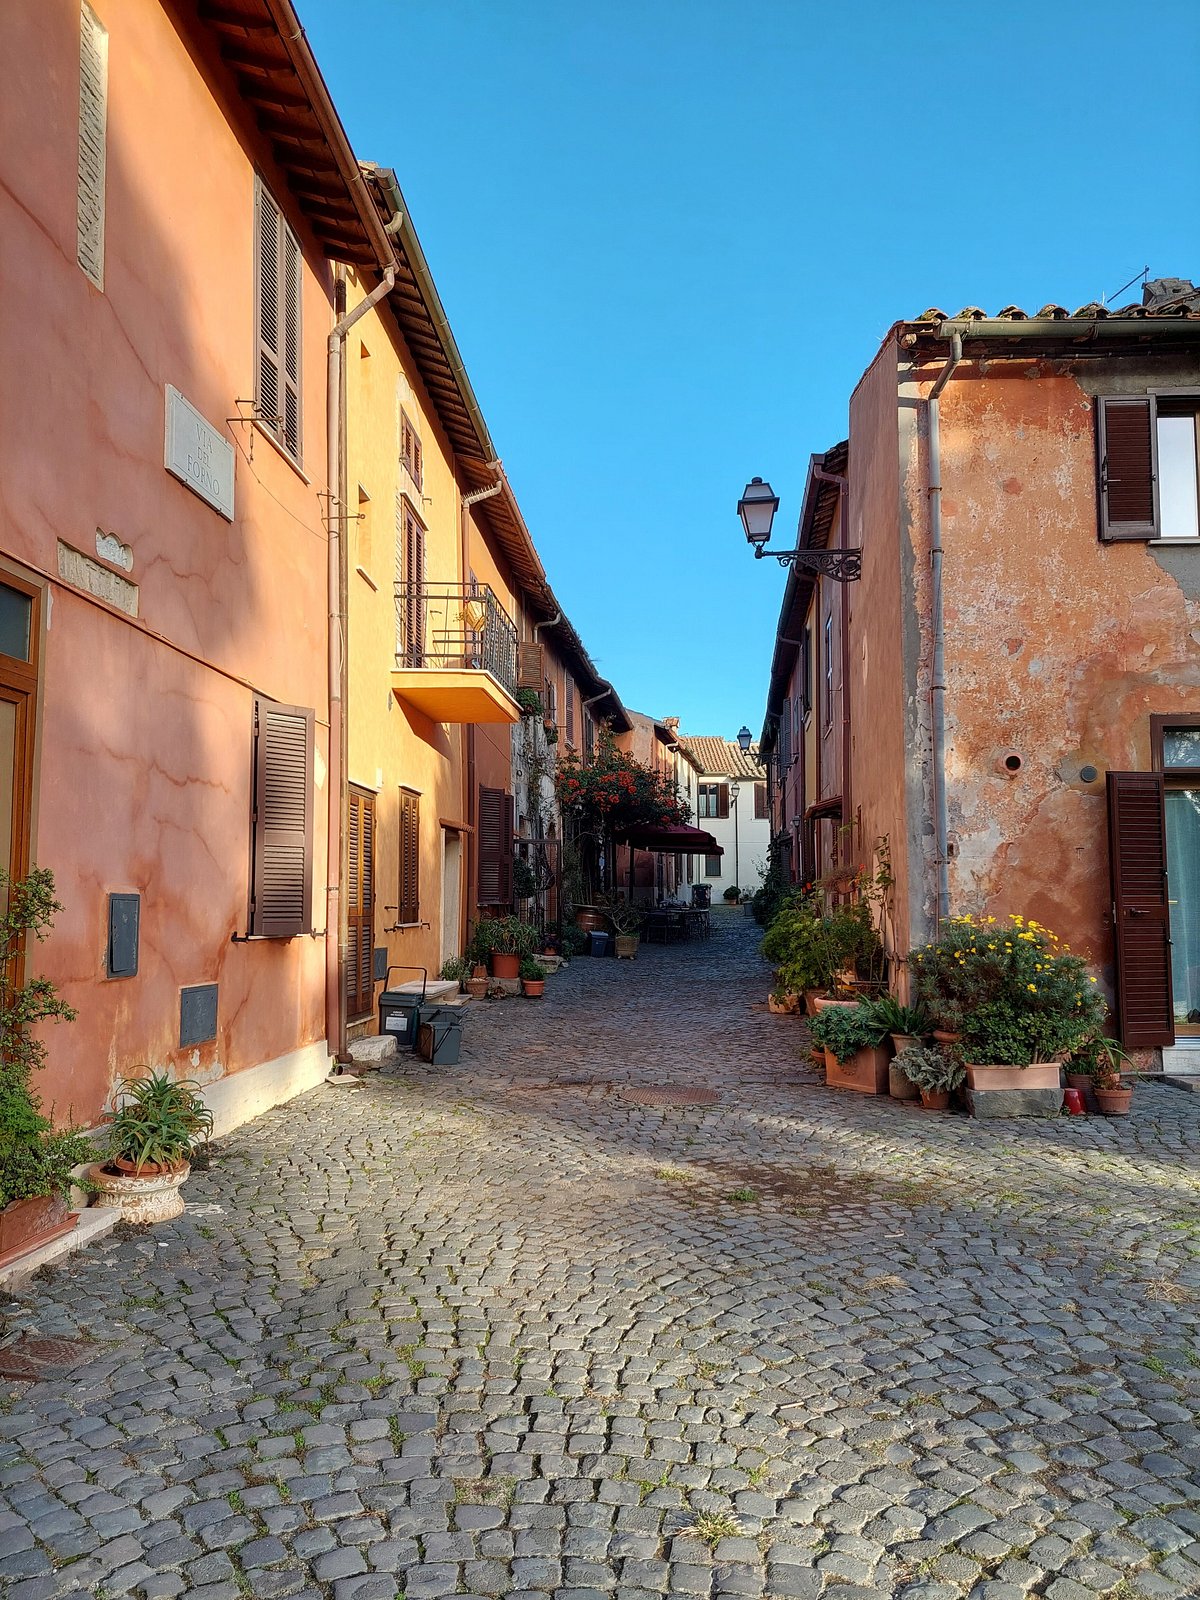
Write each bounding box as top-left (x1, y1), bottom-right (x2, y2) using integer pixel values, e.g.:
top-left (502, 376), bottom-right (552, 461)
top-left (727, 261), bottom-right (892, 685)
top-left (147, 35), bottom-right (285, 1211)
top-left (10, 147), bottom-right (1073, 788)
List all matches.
top-left (555, 729), bottom-right (689, 832)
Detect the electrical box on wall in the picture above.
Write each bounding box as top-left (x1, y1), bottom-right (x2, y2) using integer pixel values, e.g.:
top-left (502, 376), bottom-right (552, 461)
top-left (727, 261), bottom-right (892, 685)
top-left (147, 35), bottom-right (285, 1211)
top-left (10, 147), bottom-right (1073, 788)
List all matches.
top-left (180, 983), bottom-right (218, 1047)
top-left (107, 893), bottom-right (140, 978)
top-left (373, 947), bottom-right (388, 983)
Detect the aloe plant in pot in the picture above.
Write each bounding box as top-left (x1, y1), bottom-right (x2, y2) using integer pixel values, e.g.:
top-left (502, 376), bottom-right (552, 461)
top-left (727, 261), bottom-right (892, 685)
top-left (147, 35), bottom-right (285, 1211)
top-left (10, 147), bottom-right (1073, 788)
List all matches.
top-left (90, 1072), bottom-right (214, 1224)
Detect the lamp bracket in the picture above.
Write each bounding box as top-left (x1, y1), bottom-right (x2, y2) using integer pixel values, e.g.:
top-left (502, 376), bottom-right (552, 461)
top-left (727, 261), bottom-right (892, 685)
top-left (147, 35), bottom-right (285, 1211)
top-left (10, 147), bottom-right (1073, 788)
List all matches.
top-left (755, 546), bottom-right (862, 582)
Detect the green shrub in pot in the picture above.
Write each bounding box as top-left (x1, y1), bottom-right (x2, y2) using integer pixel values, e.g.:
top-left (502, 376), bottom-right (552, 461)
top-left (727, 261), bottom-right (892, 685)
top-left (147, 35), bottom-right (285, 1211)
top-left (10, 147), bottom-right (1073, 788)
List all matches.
top-left (895, 1044), bottom-right (964, 1095)
top-left (469, 916), bottom-right (540, 962)
top-left (808, 1002), bottom-right (890, 1063)
top-left (863, 995), bottom-right (933, 1039)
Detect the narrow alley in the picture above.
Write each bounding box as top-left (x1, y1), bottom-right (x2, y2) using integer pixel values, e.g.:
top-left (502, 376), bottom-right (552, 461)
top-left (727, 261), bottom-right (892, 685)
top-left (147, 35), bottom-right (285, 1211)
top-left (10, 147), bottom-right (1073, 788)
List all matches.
top-left (2, 918), bottom-right (1198, 1600)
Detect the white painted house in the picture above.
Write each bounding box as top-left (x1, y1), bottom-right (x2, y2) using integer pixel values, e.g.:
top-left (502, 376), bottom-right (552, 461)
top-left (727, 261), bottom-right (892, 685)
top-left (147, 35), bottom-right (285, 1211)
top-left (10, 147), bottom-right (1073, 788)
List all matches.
top-left (678, 736), bottom-right (770, 901)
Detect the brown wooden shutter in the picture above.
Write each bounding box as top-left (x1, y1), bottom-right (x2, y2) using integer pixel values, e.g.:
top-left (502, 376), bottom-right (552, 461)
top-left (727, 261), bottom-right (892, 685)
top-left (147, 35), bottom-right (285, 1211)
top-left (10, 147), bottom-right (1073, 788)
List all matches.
top-left (250, 698), bottom-right (314, 937)
top-left (754, 782), bottom-right (767, 819)
top-left (517, 642), bottom-right (544, 691)
top-left (399, 789), bottom-right (420, 925)
top-left (478, 785), bottom-right (504, 904)
top-left (1106, 770), bottom-right (1174, 1046)
top-left (255, 181), bottom-right (280, 436)
top-left (500, 792), bottom-right (515, 904)
top-left (281, 223), bottom-right (301, 459)
top-left (565, 681), bottom-right (575, 746)
top-left (1098, 396), bottom-right (1158, 540)
top-left (400, 508), bottom-right (425, 666)
top-left (346, 788), bottom-right (375, 1017)
top-left (779, 698), bottom-right (792, 768)
top-left (716, 784), bottom-right (730, 819)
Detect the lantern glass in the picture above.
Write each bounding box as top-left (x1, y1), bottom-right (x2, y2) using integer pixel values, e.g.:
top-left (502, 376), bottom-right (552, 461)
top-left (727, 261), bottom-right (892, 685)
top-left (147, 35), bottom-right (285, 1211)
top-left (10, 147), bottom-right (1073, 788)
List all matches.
top-left (736, 725), bottom-right (752, 752)
top-left (737, 477), bottom-right (779, 546)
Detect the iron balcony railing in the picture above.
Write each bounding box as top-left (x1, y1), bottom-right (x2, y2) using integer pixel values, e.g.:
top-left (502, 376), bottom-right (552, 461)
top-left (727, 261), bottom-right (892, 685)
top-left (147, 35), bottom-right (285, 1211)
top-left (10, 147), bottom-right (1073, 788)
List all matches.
top-left (393, 582), bottom-right (518, 697)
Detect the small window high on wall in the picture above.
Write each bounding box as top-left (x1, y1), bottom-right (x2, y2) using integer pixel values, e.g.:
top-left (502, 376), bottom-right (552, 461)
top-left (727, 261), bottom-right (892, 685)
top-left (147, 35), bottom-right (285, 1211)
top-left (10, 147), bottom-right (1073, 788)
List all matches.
top-left (254, 178), bottom-right (303, 463)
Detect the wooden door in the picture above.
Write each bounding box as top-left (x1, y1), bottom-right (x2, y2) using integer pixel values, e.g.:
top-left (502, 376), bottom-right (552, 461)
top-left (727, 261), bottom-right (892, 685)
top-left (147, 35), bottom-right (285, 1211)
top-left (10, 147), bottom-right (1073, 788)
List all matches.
top-left (1107, 771), bottom-right (1174, 1046)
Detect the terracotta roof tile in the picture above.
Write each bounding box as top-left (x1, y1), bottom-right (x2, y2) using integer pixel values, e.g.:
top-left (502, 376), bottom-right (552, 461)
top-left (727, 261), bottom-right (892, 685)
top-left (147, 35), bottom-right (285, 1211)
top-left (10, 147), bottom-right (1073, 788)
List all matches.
top-left (678, 736), bottom-right (763, 779)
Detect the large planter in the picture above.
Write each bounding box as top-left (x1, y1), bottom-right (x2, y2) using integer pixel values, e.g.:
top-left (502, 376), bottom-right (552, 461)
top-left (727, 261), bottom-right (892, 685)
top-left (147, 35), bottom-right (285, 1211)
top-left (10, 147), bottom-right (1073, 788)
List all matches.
top-left (89, 1161), bottom-right (190, 1224)
top-left (490, 952), bottom-right (520, 980)
top-left (768, 992), bottom-right (801, 1015)
top-left (0, 1193), bottom-right (77, 1270)
top-left (465, 977), bottom-right (488, 999)
top-left (1096, 1086), bottom-right (1133, 1117)
top-left (920, 1088), bottom-right (951, 1111)
top-left (574, 907), bottom-right (607, 935)
top-left (614, 934), bottom-right (640, 960)
top-left (965, 1062), bottom-right (1062, 1092)
top-left (825, 1045), bottom-right (889, 1096)
top-left (889, 1062), bottom-right (919, 1101)
top-left (521, 979), bottom-right (545, 998)
top-left (808, 995), bottom-right (858, 1015)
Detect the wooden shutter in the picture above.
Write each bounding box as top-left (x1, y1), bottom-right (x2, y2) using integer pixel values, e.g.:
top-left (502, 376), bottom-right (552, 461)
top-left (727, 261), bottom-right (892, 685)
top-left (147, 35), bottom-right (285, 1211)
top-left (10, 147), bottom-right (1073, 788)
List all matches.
top-left (397, 505), bottom-right (425, 666)
top-left (1098, 396), bottom-right (1158, 540)
top-left (250, 698), bottom-right (313, 937)
top-left (77, 2), bottom-right (107, 288)
top-left (478, 786), bottom-right (504, 904)
top-left (754, 782), bottom-right (767, 819)
top-left (779, 698), bottom-right (792, 768)
top-left (399, 789), bottom-right (420, 924)
top-left (501, 793), bottom-right (515, 903)
top-left (255, 178), bottom-right (301, 462)
top-left (565, 681), bottom-right (575, 745)
top-left (1106, 771), bottom-right (1174, 1046)
top-left (716, 784), bottom-right (730, 819)
top-left (517, 642), bottom-right (544, 691)
top-left (346, 788), bottom-right (375, 1018)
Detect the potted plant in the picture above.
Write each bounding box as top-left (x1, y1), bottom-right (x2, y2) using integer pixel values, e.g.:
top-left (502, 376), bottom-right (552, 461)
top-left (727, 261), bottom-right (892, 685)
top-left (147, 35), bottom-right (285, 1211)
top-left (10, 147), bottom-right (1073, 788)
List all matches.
top-left (760, 893), bottom-right (884, 1013)
top-left (515, 688), bottom-right (543, 719)
top-left (722, 885), bottom-right (741, 905)
top-left (471, 915), bottom-right (540, 979)
top-left (89, 1071), bottom-right (214, 1223)
top-left (543, 721), bottom-right (559, 745)
top-left (598, 898), bottom-right (643, 959)
top-left (863, 995), bottom-right (933, 1056)
top-left (0, 868), bottom-right (93, 1270)
top-left (897, 1043), bottom-right (964, 1110)
top-left (1092, 1040), bottom-right (1134, 1116)
top-left (909, 914), bottom-right (1105, 1093)
top-left (440, 955), bottom-right (471, 993)
top-left (808, 1002), bottom-right (891, 1095)
top-left (520, 957), bottom-right (547, 998)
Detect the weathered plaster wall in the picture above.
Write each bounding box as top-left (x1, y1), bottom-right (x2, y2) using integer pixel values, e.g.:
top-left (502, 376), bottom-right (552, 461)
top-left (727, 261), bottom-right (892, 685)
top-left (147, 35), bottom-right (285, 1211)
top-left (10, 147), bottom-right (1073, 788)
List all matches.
top-left (846, 341), bottom-right (912, 963)
top-left (924, 358), bottom-right (1200, 977)
top-left (0, 0), bottom-right (336, 1122)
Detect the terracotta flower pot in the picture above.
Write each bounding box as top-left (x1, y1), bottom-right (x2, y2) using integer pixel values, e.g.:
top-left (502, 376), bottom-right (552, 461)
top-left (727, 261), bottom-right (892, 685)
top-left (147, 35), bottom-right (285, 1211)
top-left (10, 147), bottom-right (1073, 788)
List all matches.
top-left (809, 995), bottom-right (857, 1014)
top-left (920, 1088), bottom-right (951, 1110)
top-left (465, 977), bottom-right (488, 999)
top-left (890, 1033), bottom-right (919, 1055)
top-left (965, 1062), bottom-right (1062, 1091)
top-left (491, 952), bottom-right (520, 980)
top-left (0, 1193), bottom-right (77, 1270)
top-left (1095, 1087), bottom-right (1133, 1117)
top-left (826, 1046), bottom-right (890, 1096)
top-left (889, 1062), bottom-right (919, 1101)
top-left (932, 1029), bottom-right (960, 1045)
top-left (521, 979), bottom-right (545, 997)
top-left (614, 934), bottom-right (640, 960)
top-left (1065, 1072), bottom-right (1093, 1091)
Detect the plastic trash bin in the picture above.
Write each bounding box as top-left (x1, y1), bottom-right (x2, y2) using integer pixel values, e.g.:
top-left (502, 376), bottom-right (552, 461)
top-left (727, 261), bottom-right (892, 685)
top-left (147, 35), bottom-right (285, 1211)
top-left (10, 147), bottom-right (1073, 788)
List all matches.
top-left (588, 931), bottom-right (611, 958)
top-left (417, 1006), bottom-right (463, 1065)
top-left (691, 884), bottom-right (711, 909)
top-left (378, 990), bottom-right (426, 1050)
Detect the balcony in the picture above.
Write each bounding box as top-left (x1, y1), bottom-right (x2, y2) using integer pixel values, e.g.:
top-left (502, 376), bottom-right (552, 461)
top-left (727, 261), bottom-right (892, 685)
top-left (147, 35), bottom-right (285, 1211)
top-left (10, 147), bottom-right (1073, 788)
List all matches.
top-left (391, 583), bottom-right (521, 724)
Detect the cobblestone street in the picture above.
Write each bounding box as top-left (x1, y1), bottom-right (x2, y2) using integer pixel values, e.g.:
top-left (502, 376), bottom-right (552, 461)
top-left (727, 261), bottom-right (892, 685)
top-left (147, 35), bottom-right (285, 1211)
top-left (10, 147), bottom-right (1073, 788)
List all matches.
top-left (2, 914), bottom-right (1199, 1600)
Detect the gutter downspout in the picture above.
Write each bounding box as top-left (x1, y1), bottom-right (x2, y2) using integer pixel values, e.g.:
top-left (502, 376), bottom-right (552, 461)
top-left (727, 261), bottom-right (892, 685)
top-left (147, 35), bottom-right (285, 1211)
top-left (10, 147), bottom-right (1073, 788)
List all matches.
top-left (927, 331), bottom-right (962, 933)
top-left (532, 611), bottom-right (561, 640)
top-left (325, 256), bottom-right (397, 1064)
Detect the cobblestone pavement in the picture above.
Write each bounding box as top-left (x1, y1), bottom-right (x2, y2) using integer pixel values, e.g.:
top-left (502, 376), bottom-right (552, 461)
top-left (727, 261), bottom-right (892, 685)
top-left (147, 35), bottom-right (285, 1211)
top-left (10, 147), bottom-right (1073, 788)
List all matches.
top-left (3, 914), bottom-right (1200, 1600)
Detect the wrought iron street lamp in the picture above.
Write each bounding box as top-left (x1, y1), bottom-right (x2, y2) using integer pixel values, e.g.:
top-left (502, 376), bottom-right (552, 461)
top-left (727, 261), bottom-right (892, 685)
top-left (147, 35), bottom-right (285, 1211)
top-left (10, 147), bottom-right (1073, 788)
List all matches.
top-left (736, 725), bottom-right (752, 754)
top-left (737, 475), bottom-right (861, 582)
top-left (729, 781), bottom-right (741, 897)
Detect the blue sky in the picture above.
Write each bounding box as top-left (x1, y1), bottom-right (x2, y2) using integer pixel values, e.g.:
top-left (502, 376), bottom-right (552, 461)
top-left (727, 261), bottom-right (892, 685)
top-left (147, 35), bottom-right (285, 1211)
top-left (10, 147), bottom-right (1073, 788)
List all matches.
top-left (299, 0), bottom-right (1199, 739)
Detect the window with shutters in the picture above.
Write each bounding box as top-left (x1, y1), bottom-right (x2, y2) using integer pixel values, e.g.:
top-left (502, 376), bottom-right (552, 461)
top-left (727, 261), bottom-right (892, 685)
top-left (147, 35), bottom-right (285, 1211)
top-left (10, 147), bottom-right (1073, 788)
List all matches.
top-left (77, 3), bottom-right (107, 288)
top-left (1106, 770), bottom-right (1175, 1047)
top-left (697, 783), bottom-right (728, 819)
top-left (395, 498), bottom-right (426, 665)
top-left (249, 698), bottom-right (314, 937)
top-left (477, 786), bottom-right (514, 906)
top-left (254, 177), bottom-right (302, 464)
top-left (346, 788), bottom-right (375, 1018)
top-left (778, 698), bottom-right (792, 769)
top-left (398, 788), bottom-right (420, 925)
top-left (400, 410), bottom-right (423, 491)
top-left (1098, 393), bottom-right (1200, 542)
top-left (564, 680), bottom-right (575, 747)
top-left (754, 782), bottom-right (768, 820)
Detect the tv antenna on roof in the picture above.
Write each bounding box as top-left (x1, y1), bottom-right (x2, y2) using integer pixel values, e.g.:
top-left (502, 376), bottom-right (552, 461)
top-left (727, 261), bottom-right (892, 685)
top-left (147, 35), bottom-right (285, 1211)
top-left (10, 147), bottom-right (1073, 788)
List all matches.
top-left (1102, 265), bottom-right (1150, 307)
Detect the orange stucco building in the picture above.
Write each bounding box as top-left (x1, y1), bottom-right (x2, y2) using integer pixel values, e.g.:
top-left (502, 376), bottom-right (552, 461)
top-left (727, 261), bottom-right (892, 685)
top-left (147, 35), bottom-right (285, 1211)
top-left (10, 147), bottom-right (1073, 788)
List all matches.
top-left (762, 282), bottom-right (1200, 1067)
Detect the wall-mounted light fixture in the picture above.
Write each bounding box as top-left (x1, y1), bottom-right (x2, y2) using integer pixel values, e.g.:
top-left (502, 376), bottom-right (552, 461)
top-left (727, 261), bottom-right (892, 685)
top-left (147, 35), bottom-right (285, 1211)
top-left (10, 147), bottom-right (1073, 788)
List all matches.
top-left (737, 476), bottom-right (861, 582)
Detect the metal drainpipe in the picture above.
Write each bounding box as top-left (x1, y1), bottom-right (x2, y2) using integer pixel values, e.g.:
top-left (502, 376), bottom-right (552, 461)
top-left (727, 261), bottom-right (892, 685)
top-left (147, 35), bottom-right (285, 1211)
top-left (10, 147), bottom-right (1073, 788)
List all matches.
top-left (927, 331), bottom-right (962, 932)
top-left (532, 611), bottom-right (560, 640)
top-left (325, 257), bottom-right (397, 1063)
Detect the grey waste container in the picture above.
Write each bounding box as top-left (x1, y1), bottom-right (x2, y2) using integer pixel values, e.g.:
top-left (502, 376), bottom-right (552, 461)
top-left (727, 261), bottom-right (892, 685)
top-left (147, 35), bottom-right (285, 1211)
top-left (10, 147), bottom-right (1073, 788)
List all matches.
top-left (691, 883), bottom-right (711, 909)
top-left (378, 990), bottom-right (425, 1050)
top-left (417, 1006), bottom-right (463, 1065)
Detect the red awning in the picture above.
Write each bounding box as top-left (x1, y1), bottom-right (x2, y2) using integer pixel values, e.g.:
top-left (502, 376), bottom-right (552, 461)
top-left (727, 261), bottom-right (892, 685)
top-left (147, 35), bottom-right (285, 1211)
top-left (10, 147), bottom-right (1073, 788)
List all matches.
top-left (614, 823), bottom-right (723, 855)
